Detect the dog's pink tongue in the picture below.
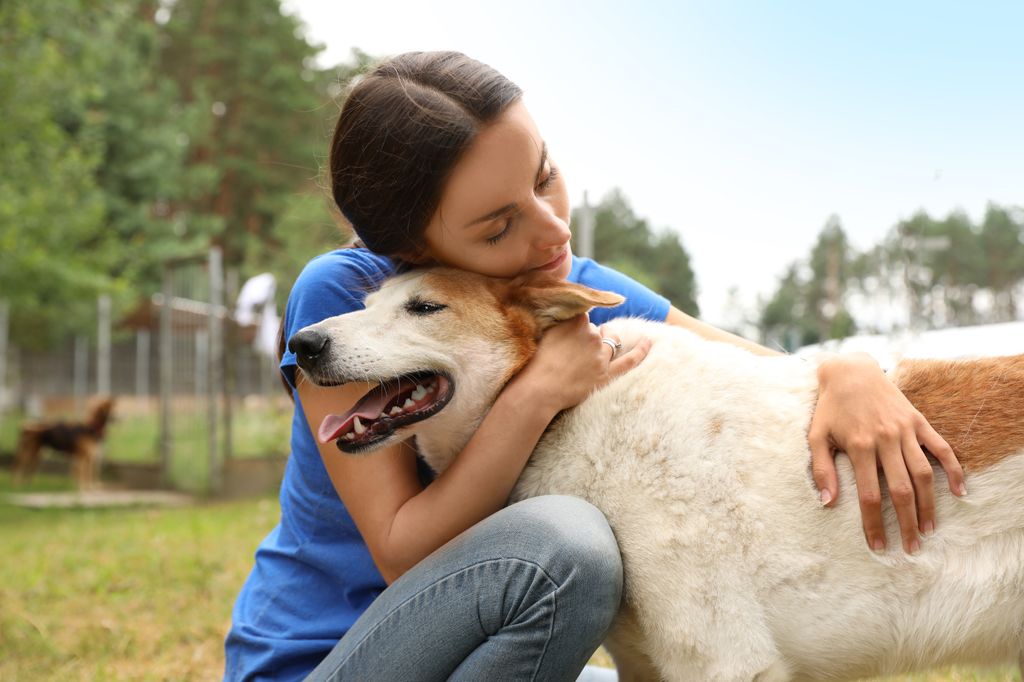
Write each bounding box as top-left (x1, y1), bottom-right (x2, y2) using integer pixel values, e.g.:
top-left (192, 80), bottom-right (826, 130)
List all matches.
top-left (317, 391), bottom-right (393, 444)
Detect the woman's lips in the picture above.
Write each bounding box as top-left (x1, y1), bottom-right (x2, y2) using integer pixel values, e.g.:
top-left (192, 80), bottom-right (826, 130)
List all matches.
top-left (535, 249), bottom-right (567, 271)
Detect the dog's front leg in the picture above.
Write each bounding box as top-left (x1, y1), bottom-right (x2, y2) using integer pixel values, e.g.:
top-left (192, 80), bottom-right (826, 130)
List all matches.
top-left (630, 578), bottom-right (787, 682)
top-left (78, 440), bottom-right (99, 491)
top-left (14, 428), bottom-right (43, 484)
top-left (604, 605), bottom-right (663, 682)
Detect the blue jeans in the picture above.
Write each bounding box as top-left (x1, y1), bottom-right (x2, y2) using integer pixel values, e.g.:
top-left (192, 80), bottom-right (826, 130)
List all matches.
top-left (305, 495), bottom-right (623, 681)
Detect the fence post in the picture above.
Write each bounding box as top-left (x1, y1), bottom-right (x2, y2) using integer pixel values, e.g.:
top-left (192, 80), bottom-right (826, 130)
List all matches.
top-left (73, 335), bottom-right (89, 409)
top-left (97, 294), bottom-right (111, 396)
top-left (223, 267), bottom-right (238, 462)
top-left (159, 267), bottom-right (173, 486)
top-left (136, 330), bottom-right (150, 401)
top-left (208, 246), bottom-right (224, 493)
top-left (578, 190), bottom-right (595, 260)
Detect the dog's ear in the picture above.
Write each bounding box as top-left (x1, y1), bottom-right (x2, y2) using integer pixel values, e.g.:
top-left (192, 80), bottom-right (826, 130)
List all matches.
top-left (512, 279), bottom-right (624, 329)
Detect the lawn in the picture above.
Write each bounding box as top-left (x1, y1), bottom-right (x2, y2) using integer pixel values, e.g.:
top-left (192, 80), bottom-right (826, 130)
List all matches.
top-left (0, 471), bottom-right (1019, 681)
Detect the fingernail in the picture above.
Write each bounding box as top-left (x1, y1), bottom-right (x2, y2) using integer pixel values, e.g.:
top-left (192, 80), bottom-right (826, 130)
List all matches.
top-left (908, 538), bottom-right (921, 554)
top-left (957, 483), bottom-right (967, 496)
top-left (872, 538), bottom-right (885, 553)
top-left (922, 520), bottom-right (935, 535)
top-left (819, 489), bottom-right (832, 506)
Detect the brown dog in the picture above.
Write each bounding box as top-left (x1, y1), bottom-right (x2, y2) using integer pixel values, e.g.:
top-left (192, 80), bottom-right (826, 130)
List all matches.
top-left (14, 396), bottom-right (115, 489)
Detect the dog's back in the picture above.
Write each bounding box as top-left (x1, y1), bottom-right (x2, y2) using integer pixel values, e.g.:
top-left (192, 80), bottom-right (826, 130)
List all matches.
top-left (512, 319), bottom-right (1024, 681)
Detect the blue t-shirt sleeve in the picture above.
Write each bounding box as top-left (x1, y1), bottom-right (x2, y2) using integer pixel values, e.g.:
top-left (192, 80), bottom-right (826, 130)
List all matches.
top-left (279, 250), bottom-right (395, 390)
top-left (569, 256), bottom-right (672, 326)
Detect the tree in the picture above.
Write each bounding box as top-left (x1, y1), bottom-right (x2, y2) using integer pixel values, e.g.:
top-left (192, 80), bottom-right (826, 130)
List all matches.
top-left (759, 203), bottom-right (1024, 341)
top-left (757, 217), bottom-right (858, 350)
top-left (156, 0), bottom-right (331, 269)
top-left (759, 265), bottom-right (818, 350)
top-left (0, 0), bottom-right (140, 344)
top-left (805, 216), bottom-right (856, 342)
top-left (978, 204), bottom-right (1024, 321)
top-left (241, 49), bottom-right (378, 298)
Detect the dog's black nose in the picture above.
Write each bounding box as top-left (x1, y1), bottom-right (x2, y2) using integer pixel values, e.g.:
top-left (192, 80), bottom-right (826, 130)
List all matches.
top-left (288, 330), bottom-right (329, 369)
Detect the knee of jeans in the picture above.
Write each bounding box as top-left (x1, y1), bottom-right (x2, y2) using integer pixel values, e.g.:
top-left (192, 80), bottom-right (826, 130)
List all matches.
top-left (506, 496), bottom-right (623, 605)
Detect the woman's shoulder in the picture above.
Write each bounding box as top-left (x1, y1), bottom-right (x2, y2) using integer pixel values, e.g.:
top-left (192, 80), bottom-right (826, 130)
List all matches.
top-left (285, 248), bottom-right (396, 335)
top-left (295, 247), bottom-right (396, 293)
top-left (569, 255), bottom-right (670, 323)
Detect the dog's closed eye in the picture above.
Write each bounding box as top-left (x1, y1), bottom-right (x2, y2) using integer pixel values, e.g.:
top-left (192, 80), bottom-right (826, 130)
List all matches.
top-left (404, 298), bottom-right (447, 316)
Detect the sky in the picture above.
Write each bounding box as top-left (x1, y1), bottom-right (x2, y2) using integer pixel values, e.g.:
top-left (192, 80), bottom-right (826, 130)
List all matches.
top-left (283, 0), bottom-right (1024, 326)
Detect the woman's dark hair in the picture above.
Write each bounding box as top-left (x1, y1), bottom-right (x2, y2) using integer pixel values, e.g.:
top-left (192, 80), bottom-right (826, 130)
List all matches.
top-left (329, 51), bottom-right (524, 256)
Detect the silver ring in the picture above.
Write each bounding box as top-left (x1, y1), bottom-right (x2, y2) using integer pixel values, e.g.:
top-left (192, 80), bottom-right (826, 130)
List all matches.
top-left (601, 337), bottom-right (623, 358)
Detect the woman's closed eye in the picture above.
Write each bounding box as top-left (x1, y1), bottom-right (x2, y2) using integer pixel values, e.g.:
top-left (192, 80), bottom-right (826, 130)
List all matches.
top-left (537, 165), bottom-right (559, 192)
top-left (486, 218), bottom-right (513, 245)
top-left (485, 166), bottom-right (560, 245)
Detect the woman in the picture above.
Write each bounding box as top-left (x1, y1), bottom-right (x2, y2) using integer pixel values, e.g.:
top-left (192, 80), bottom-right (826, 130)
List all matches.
top-left (225, 51), bottom-right (966, 681)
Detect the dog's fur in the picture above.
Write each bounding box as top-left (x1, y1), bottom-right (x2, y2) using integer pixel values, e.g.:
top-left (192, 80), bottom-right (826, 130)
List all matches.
top-left (15, 396), bottom-right (115, 490)
top-left (296, 267), bottom-right (1024, 681)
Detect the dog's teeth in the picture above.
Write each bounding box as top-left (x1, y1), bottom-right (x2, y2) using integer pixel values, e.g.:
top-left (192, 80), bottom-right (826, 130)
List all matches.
top-left (353, 416), bottom-right (366, 435)
top-left (344, 432), bottom-right (355, 441)
top-left (389, 406), bottom-right (403, 416)
top-left (403, 398), bottom-right (415, 409)
top-left (379, 412), bottom-right (388, 419)
top-left (426, 381), bottom-right (436, 392)
top-left (411, 385), bottom-right (427, 400)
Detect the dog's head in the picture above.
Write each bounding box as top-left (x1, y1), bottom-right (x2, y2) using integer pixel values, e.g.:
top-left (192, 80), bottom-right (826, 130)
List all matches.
top-left (87, 396), bottom-right (116, 435)
top-left (289, 267), bottom-right (622, 470)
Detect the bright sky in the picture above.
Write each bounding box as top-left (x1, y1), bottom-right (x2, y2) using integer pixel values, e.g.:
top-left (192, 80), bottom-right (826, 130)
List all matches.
top-left (283, 0), bottom-right (1024, 326)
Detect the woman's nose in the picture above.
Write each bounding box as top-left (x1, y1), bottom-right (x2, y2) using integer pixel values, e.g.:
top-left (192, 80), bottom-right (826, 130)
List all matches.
top-left (530, 200), bottom-right (571, 249)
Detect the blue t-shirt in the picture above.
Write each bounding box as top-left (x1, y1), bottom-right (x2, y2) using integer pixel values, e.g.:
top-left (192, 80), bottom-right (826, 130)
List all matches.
top-left (224, 249), bottom-right (670, 681)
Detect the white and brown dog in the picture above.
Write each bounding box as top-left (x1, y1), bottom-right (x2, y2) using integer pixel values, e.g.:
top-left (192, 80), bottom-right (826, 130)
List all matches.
top-left (290, 267), bottom-right (1024, 681)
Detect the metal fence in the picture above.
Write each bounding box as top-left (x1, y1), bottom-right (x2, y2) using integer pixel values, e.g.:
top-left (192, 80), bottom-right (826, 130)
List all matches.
top-left (1, 248), bottom-right (289, 493)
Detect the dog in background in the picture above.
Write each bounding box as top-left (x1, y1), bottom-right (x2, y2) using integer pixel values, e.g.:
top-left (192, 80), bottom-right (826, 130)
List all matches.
top-left (14, 396), bottom-right (115, 490)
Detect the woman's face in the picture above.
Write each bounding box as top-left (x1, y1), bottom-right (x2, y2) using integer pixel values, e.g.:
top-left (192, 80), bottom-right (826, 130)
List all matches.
top-left (416, 100), bottom-right (573, 280)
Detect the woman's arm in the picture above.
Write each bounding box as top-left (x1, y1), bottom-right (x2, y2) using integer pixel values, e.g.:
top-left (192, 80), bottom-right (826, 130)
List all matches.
top-left (665, 306), bottom-right (779, 356)
top-left (301, 315), bottom-right (651, 584)
top-left (663, 305), bottom-right (966, 553)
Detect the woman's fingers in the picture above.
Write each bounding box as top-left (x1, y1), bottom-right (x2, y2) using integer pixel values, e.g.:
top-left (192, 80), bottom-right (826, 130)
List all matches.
top-left (902, 434), bottom-right (936, 536)
top-left (597, 324), bottom-right (652, 381)
top-left (808, 429), bottom-right (838, 507)
top-left (917, 419), bottom-right (967, 497)
top-left (878, 436), bottom-right (921, 554)
top-left (848, 441), bottom-right (886, 551)
top-left (607, 337), bottom-right (652, 379)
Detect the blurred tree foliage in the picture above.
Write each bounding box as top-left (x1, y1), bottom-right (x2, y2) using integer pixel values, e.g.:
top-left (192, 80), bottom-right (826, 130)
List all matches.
top-left (760, 216), bottom-right (857, 350)
top-left (572, 189), bottom-right (699, 315)
top-left (759, 205), bottom-right (1024, 349)
top-left (1, 0), bottom-right (137, 343)
top-left (0, 0), bottom-right (369, 347)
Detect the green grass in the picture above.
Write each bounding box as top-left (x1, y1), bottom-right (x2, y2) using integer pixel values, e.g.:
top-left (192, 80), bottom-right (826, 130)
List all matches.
top-left (0, 470), bottom-right (1019, 681)
top-left (0, 471), bottom-right (278, 681)
top-left (1, 410), bottom-right (20, 454)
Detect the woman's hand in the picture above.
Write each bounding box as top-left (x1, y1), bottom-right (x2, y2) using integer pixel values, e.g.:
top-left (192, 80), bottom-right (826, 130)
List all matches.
top-left (809, 352), bottom-right (966, 554)
top-left (510, 315), bottom-right (652, 414)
